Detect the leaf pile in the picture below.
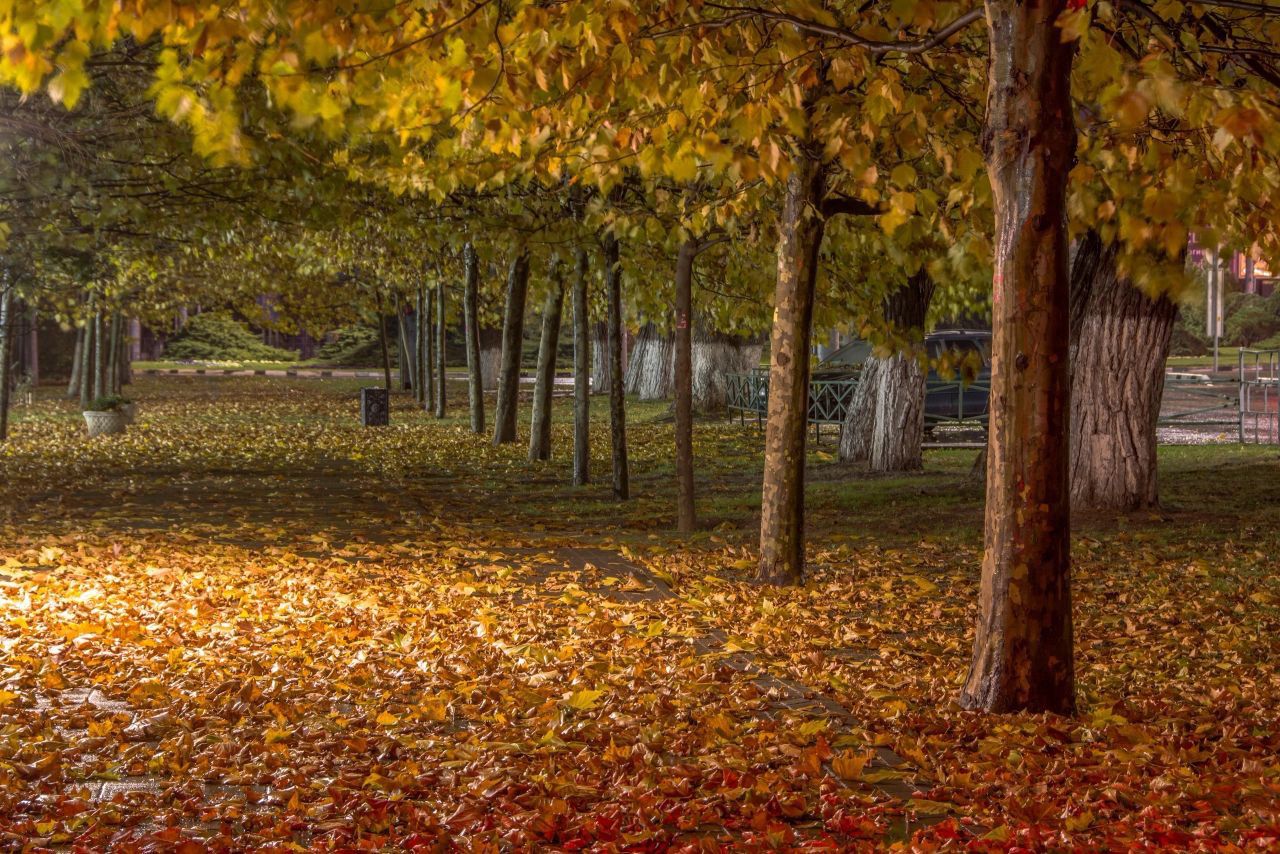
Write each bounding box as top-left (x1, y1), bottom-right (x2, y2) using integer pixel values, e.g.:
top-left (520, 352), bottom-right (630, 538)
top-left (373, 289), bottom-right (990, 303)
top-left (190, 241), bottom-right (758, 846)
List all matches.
top-left (0, 377), bottom-right (1277, 850)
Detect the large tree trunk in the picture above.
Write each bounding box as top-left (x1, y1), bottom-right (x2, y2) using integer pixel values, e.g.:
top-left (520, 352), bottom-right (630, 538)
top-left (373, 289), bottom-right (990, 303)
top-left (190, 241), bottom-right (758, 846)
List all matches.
top-left (572, 248), bottom-right (591, 485)
top-left (960, 0), bottom-right (1076, 715)
top-left (67, 325), bottom-right (84, 399)
top-left (867, 354), bottom-right (925, 471)
top-left (529, 258), bottom-right (565, 462)
top-left (479, 329), bottom-right (502, 391)
top-left (675, 238), bottom-right (697, 533)
top-left (0, 281), bottom-right (11, 442)
top-left (590, 321), bottom-right (611, 395)
top-left (462, 243), bottom-right (484, 434)
top-left (839, 357), bottom-right (880, 463)
top-left (691, 330), bottom-right (762, 412)
top-left (838, 271), bottom-right (934, 471)
top-left (604, 235), bottom-right (629, 499)
top-left (757, 157), bottom-right (826, 586)
top-left (435, 279), bottom-right (447, 418)
top-left (1069, 231), bottom-right (1177, 510)
top-left (493, 249), bottom-right (531, 445)
top-left (624, 322), bottom-right (674, 400)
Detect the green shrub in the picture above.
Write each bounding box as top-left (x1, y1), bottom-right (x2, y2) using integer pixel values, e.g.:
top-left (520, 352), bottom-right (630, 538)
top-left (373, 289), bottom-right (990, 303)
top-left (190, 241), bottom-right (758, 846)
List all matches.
top-left (314, 324), bottom-right (389, 367)
top-left (87, 394), bottom-right (131, 412)
top-left (1224, 293), bottom-right (1280, 346)
top-left (163, 312), bottom-right (297, 362)
top-left (1170, 302), bottom-right (1210, 356)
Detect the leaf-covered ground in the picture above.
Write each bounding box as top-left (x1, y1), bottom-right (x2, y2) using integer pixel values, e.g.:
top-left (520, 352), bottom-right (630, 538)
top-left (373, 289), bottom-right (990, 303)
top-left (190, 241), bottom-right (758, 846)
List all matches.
top-left (1, 377), bottom-right (1278, 851)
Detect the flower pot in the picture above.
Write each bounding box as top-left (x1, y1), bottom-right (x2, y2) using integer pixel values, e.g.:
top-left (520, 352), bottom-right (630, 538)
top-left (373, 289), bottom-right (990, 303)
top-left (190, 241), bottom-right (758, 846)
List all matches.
top-left (120, 402), bottom-right (138, 424)
top-left (83, 410), bottom-right (128, 437)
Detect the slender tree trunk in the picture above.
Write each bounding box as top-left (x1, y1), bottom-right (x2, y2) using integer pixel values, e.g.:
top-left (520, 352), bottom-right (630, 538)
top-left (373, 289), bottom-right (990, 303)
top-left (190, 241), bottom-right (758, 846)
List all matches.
top-left (757, 157), bottom-right (826, 585)
top-left (529, 258), bottom-right (566, 461)
top-left (106, 315), bottom-right (121, 396)
top-left (493, 249), bottom-right (531, 445)
top-left (92, 310), bottom-right (105, 402)
top-left (397, 302), bottom-right (416, 393)
top-left (377, 293), bottom-right (393, 391)
top-left (67, 326), bottom-right (84, 399)
top-left (435, 280), bottom-right (447, 418)
top-left (674, 238), bottom-right (698, 532)
top-left (0, 282), bottom-right (12, 442)
top-left (79, 307), bottom-right (94, 409)
top-left (118, 318), bottom-right (132, 389)
top-left (960, 0), bottom-right (1076, 715)
top-left (415, 288), bottom-right (427, 405)
top-left (604, 235), bottom-right (629, 499)
top-left (424, 287), bottom-right (436, 412)
top-left (25, 306), bottom-right (38, 387)
top-left (572, 248), bottom-right (591, 485)
top-left (1069, 231), bottom-right (1177, 510)
top-left (463, 242), bottom-right (484, 434)
top-left (590, 321), bottom-right (611, 395)
top-left (129, 319), bottom-right (142, 362)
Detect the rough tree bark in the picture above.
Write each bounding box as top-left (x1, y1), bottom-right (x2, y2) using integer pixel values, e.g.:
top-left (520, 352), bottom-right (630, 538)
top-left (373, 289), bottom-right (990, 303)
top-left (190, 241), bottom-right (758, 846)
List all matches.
top-left (757, 156), bottom-right (826, 586)
top-left (624, 322), bottom-right (674, 399)
top-left (1069, 231), bottom-right (1177, 510)
top-left (462, 243), bottom-right (484, 434)
top-left (604, 235), bottom-right (629, 499)
top-left (839, 357), bottom-right (880, 463)
top-left (691, 330), bottom-right (763, 412)
top-left (572, 248), bottom-right (591, 485)
top-left (435, 279), bottom-right (446, 418)
top-left (674, 238), bottom-right (697, 533)
top-left (493, 249), bottom-right (531, 445)
top-left (529, 258), bottom-right (565, 462)
top-left (839, 271), bottom-right (935, 472)
top-left (960, 0), bottom-right (1076, 715)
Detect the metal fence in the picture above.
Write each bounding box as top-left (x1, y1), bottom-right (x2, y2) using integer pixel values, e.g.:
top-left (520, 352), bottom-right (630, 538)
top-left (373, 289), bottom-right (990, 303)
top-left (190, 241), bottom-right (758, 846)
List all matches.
top-left (727, 368), bottom-right (988, 444)
top-left (729, 350), bottom-right (1280, 447)
top-left (1239, 349), bottom-right (1280, 444)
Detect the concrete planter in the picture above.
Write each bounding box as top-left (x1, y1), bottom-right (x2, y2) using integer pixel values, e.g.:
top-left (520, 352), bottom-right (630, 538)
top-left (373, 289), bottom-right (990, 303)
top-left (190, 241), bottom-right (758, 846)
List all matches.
top-left (83, 410), bottom-right (128, 437)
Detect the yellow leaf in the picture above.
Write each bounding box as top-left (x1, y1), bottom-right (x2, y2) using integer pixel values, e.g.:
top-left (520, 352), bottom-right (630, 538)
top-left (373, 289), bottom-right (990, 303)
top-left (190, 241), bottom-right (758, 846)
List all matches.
top-left (375, 711), bottom-right (399, 726)
top-left (565, 688), bottom-right (606, 710)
